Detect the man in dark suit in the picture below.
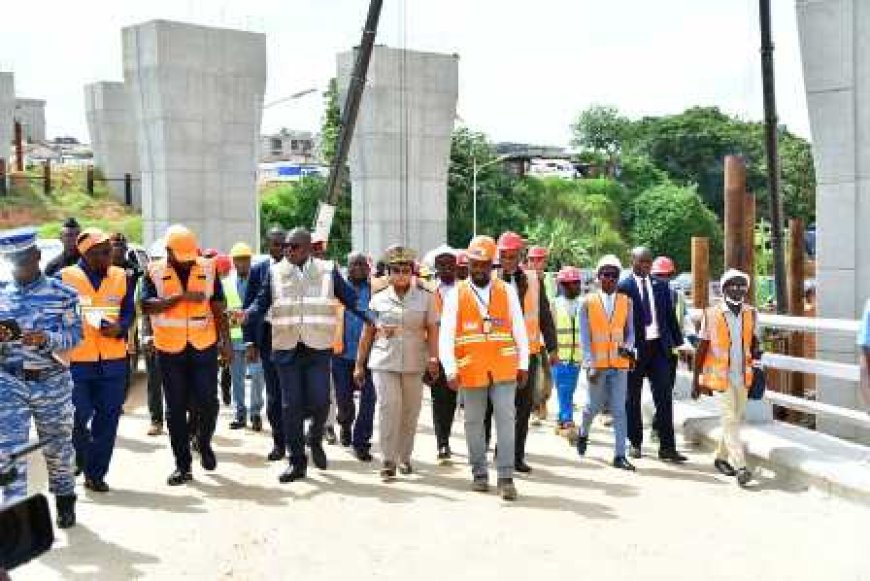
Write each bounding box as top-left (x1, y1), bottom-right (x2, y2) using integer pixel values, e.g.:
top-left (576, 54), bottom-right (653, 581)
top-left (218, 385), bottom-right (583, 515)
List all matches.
top-left (243, 227), bottom-right (287, 461)
top-left (617, 247), bottom-right (687, 463)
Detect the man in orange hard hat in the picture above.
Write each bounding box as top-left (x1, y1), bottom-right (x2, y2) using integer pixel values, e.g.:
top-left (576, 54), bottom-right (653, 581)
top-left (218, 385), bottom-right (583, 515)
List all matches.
top-left (484, 231), bottom-right (558, 474)
top-left (140, 225), bottom-right (233, 485)
top-left (439, 235), bottom-right (529, 500)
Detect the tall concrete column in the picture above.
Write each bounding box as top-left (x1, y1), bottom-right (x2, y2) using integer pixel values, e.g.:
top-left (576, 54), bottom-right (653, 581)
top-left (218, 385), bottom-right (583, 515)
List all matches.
top-left (84, 82), bottom-right (141, 207)
top-left (797, 0), bottom-right (870, 440)
top-left (122, 20), bottom-right (266, 250)
top-left (337, 47), bottom-right (458, 258)
top-left (0, 72), bottom-right (14, 162)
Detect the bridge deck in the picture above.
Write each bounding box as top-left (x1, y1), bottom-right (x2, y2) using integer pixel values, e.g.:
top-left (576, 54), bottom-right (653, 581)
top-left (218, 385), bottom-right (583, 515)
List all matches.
top-left (17, 377), bottom-right (868, 580)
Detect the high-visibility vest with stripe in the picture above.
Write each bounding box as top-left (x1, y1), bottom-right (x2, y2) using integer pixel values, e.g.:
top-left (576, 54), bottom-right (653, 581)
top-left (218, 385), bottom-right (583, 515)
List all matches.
top-left (60, 265), bottom-right (128, 362)
top-left (223, 273), bottom-right (243, 342)
top-left (496, 269), bottom-right (543, 355)
top-left (270, 258), bottom-right (337, 351)
top-left (454, 279), bottom-right (518, 389)
top-left (554, 296), bottom-right (580, 364)
top-left (586, 292), bottom-right (632, 369)
top-left (147, 258), bottom-right (218, 354)
top-left (700, 305), bottom-right (755, 391)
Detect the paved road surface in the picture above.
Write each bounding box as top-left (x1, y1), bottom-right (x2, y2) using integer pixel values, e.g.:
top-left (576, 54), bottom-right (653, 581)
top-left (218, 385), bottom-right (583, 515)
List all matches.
top-left (15, 374), bottom-right (868, 580)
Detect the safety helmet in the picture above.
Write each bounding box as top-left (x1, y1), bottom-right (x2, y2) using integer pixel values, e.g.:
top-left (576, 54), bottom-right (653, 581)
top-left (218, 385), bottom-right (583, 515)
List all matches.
top-left (165, 225), bottom-right (198, 262)
top-left (596, 254), bottom-right (623, 274)
top-left (556, 266), bottom-right (582, 284)
top-left (214, 254), bottom-right (232, 276)
top-left (527, 246), bottom-right (548, 260)
top-left (651, 256), bottom-right (676, 276)
top-left (229, 242), bottom-right (253, 258)
top-left (467, 235), bottom-right (498, 262)
top-left (497, 231), bottom-right (525, 252)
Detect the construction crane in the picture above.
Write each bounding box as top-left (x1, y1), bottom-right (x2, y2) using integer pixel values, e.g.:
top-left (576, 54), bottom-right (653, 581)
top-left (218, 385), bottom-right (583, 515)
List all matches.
top-left (313, 0), bottom-right (384, 242)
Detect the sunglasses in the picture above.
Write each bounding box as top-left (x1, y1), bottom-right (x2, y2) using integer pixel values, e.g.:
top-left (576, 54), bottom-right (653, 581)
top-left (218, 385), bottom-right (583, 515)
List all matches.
top-left (599, 271), bottom-right (619, 280)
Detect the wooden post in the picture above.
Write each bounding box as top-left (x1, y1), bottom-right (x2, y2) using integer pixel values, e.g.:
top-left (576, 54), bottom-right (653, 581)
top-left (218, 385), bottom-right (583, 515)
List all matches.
top-left (43, 161), bottom-right (51, 196)
top-left (124, 173), bottom-right (133, 206)
top-left (744, 192), bottom-right (756, 304)
top-left (0, 158), bottom-right (6, 197)
top-left (692, 237), bottom-right (710, 309)
top-left (13, 121), bottom-right (24, 172)
top-left (724, 155), bottom-right (746, 270)
top-left (86, 166), bottom-right (94, 196)
top-left (788, 218), bottom-right (805, 404)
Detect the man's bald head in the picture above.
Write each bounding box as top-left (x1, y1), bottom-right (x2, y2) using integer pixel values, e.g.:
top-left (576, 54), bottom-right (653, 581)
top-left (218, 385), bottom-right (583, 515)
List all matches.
top-left (285, 228), bottom-right (312, 266)
top-left (631, 246), bottom-right (653, 277)
top-left (266, 226), bottom-right (287, 261)
top-left (347, 251), bottom-right (370, 283)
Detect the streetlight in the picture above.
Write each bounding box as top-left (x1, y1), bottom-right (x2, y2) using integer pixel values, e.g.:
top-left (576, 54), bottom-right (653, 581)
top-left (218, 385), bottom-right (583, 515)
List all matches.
top-left (263, 88), bottom-right (319, 109)
top-left (472, 154), bottom-right (511, 236)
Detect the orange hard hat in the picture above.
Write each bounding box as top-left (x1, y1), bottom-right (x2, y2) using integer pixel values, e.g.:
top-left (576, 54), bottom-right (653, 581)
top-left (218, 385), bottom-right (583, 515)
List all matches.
top-left (165, 224), bottom-right (199, 262)
top-left (467, 235), bottom-right (497, 262)
top-left (556, 266), bottom-right (582, 284)
top-left (527, 246), bottom-right (548, 260)
top-left (651, 256), bottom-right (676, 275)
top-left (497, 231), bottom-right (525, 251)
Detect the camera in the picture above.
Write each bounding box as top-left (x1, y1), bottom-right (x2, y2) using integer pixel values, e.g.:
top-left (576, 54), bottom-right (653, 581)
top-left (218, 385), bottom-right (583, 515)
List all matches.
top-left (0, 440), bottom-right (56, 572)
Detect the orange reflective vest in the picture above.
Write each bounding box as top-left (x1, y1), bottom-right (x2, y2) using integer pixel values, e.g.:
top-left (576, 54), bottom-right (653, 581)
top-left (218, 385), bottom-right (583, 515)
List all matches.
top-left (147, 258), bottom-right (218, 354)
top-left (454, 279), bottom-right (518, 389)
top-left (586, 292), bottom-right (632, 370)
top-left (497, 269), bottom-right (542, 354)
top-left (700, 305), bottom-right (755, 391)
top-left (332, 302), bottom-right (345, 354)
top-left (61, 265), bottom-right (128, 362)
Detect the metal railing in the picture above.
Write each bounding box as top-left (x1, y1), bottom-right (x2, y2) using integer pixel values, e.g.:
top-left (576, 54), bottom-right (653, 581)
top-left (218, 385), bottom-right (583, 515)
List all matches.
top-left (689, 308), bottom-right (868, 431)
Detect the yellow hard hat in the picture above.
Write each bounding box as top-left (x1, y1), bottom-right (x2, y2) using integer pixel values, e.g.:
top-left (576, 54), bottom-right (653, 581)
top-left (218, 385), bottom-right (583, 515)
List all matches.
top-left (229, 242), bottom-right (253, 258)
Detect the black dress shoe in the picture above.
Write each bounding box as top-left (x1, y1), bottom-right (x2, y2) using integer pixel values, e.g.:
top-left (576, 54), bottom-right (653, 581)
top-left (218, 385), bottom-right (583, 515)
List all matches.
top-left (576, 435), bottom-right (589, 457)
top-left (398, 462), bottom-right (413, 475)
top-left (629, 445), bottom-right (642, 459)
top-left (310, 445), bottom-right (328, 470)
top-left (84, 477), bottom-right (110, 492)
top-left (167, 469), bottom-right (193, 486)
top-left (267, 448), bottom-right (285, 462)
top-left (55, 494), bottom-right (76, 529)
top-left (279, 465), bottom-right (306, 483)
top-left (437, 446), bottom-right (452, 462)
top-left (251, 415), bottom-right (263, 432)
top-left (200, 447), bottom-right (217, 471)
top-left (714, 459), bottom-right (737, 476)
top-left (736, 467), bottom-right (752, 487)
top-left (325, 426), bottom-right (338, 446)
top-left (340, 426), bottom-right (352, 447)
top-left (514, 460), bottom-right (532, 474)
top-left (612, 457), bottom-right (636, 471)
top-left (659, 449), bottom-right (688, 463)
top-left (229, 419), bottom-right (246, 430)
top-left (354, 448), bottom-right (373, 462)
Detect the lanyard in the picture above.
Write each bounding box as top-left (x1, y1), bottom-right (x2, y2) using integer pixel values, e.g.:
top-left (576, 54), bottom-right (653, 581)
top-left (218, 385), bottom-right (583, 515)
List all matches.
top-left (468, 283), bottom-right (493, 335)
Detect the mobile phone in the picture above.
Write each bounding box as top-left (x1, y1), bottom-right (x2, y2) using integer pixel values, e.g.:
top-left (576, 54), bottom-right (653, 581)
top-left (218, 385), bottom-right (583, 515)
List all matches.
top-left (0, 320), bottom-right (22, 341)
top-left (0, 493), bottom-right (55, 571)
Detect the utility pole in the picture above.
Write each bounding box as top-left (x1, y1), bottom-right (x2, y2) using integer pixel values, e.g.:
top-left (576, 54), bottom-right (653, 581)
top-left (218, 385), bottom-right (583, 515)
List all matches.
top-left (759, 0), bottom-right (788, 314)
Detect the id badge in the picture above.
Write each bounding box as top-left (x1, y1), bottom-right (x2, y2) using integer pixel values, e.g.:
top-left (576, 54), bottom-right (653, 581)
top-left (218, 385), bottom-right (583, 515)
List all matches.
top-left (482, 317), bottom-right (492, 335)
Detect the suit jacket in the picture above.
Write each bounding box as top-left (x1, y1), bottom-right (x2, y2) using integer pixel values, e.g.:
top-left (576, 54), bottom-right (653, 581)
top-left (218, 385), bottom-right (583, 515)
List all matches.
top-left (243, 258), bottom-right (273, 353)
top-left (617, 274), bottom-right (682, 358)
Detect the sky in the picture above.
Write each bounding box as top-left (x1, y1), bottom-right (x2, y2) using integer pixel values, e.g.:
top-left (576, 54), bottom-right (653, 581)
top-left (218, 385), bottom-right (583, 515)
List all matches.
top-left (0, 0), bottom-right (810, 146)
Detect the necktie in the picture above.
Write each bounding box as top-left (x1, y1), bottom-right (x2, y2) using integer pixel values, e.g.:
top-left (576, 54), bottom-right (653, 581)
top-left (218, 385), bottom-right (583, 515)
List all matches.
top-left (641, 277), bottom-right (652, 327)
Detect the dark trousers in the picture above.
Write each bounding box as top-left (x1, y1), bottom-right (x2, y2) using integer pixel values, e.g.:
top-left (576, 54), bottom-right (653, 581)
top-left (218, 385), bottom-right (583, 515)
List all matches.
top-left (145, 349), bottom-right (163, 424)
top-left (430, 368), bottom-right (457, 449)
top-left (274, 346), bottom-right (331, 468)
top-left (652, 353), bottom-right (680, 436)
top-left (626, 339), bottom-right (676, 452)
top-left (485, 354), bottom-right (538, 462)
top-left (159, 345), bottom-right (219, 472)
top-left (72, 370), bottom-right (126, 481)
top-left (331, 356), bottom-right (376, 450)
top-left (261, 349), bottom-right (284, 451)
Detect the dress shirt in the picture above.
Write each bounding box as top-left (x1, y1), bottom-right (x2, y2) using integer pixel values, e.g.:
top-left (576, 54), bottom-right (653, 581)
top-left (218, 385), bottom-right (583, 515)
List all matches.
top-left (633, 273), bottom-right (659, 340)
top-left (438, 280), bottom-right (529, 378)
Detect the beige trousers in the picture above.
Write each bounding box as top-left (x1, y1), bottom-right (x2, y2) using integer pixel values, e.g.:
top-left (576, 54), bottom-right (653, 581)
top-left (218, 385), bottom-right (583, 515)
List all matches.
top-left (716, 382), bottom-right (748, 469)
top-left (373, 371), bottom-right (423, 465)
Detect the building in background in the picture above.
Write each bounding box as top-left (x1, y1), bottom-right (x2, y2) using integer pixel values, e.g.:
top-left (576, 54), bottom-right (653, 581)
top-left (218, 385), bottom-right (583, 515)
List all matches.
top-left (14, 98), bottom-right (46, 143)
top-left (259, 129), bottom-right (317, 164)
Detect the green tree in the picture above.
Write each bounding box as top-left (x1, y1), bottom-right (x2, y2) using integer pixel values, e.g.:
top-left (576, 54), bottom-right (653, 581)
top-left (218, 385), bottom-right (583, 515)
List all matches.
top-left (629, 183), bottom-right (724, 275)
top-left (320, 78), bottom-right (340, 165)
top-left (570, 104), bottom-right (631, 156)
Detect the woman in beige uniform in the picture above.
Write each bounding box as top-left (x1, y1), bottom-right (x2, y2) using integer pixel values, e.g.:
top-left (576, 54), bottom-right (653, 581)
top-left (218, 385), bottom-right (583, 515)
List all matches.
top-left (355, 246), bottom-right (440, 481)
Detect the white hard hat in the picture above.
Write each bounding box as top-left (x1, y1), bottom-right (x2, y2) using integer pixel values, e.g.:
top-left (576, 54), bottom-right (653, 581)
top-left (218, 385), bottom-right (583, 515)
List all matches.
top-left (423, 244), bottom-right (458, 269)
top-left (148, 238), bottom-right (167, 259)
top-left (596, 254), bottom-right (623, 273)
top-left (720, 268), bottom-right (750, 289)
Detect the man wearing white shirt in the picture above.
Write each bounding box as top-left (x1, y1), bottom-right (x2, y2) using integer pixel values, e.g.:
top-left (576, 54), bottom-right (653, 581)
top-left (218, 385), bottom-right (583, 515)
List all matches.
top-left (440, 235), bottom-right (529, 501)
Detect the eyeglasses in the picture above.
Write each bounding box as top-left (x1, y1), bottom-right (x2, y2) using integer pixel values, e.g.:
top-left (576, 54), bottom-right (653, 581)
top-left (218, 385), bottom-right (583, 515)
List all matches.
top-left (599, 272), bottom-right (619, 280)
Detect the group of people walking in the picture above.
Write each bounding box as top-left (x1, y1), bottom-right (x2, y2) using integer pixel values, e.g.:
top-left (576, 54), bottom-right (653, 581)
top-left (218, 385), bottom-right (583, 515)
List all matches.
top-left (0, 217), bottom-right (786, 528)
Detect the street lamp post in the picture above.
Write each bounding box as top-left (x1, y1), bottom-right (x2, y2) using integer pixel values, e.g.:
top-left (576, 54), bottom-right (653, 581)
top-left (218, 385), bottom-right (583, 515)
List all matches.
top-left (471, 154), bottom-right (510, 237)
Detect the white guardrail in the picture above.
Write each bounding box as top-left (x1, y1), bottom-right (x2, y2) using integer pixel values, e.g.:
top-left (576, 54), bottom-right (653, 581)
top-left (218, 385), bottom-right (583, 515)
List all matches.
top-left (688, 309), bottom-right (868, 430)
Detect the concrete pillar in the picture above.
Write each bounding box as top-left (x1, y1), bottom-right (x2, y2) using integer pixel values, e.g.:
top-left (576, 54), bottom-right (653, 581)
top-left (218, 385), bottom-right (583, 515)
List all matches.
top-left (84, 82), bottom-right (141, 208)
top-left (0, 72), bottom-right (14, 163)
top-left (337, 47), bottom-right (458, 258)
top-left (797, 0), bottom-right (870, 440)
top-left (14, 99), bottom-right (46, 143)
top-left (122, 20), bottom-right (267, 250)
